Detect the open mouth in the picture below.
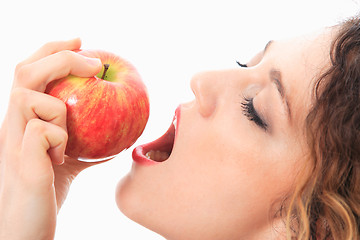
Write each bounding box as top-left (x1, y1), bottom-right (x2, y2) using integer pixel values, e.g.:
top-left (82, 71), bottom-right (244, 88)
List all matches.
top-left (132, 106), bottom-right (180, 165)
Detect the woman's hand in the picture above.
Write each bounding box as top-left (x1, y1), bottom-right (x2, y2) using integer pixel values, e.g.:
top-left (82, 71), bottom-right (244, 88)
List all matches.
top-left (0, 39), bottom-right (104, 240)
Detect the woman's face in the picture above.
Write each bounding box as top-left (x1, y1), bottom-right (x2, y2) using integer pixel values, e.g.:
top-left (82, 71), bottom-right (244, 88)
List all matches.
top-left (116, 28), bottom-right (334, 239)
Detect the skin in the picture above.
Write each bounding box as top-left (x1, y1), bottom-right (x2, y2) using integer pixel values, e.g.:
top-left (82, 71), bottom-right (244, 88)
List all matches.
top-left (0, 28), bottom-right (333, 239)
top-left (116, 28), bottom-right (334, 240)
top-left (0, 39), bottom-right (105, 239)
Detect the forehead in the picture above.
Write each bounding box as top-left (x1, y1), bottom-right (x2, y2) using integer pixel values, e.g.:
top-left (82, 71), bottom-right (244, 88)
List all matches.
top-left (268, 28), bottom-right (334, 127)
top-left (274, 28), bottom-right (334, 80)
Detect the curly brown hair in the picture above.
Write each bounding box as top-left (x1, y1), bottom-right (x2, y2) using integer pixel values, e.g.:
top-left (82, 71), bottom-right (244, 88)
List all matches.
top-left (285, 15), bottom-right (360, 240)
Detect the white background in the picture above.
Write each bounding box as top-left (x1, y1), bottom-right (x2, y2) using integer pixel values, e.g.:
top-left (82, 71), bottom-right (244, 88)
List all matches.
top-left (0, 0), bottom-right (358, 239)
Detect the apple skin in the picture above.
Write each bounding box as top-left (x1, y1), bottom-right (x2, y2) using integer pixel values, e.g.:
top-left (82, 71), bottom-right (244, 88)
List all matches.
top-left (45, 50), bottom-right (150, 160)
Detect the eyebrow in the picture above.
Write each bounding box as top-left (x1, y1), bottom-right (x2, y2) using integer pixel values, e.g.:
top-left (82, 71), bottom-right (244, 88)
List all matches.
top-left (262, 40), bottom-right (292, 121)
top-left (270, 69), bottom-right (292, 120)
top-left (264, 40), bottom-right (273, 54)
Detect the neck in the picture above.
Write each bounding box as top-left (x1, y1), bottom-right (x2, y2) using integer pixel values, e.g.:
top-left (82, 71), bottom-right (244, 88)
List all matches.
top-left (247, 217), bottom-right (289, 240)
top-left (163, 218), bottom-right (289, 240)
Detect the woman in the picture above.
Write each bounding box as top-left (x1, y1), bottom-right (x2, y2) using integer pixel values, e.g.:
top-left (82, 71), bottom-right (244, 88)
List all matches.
top-left (0, 15), bottom-right (359, 240)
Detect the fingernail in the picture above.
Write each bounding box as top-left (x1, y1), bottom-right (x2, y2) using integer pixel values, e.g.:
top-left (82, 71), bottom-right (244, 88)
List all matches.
top-left (57, 157), bottom-right (65, 166)
top-left (70, 37), bottom-right (81, 41)
top-left (85, 57), bottom-right (102, 67)
top-left (68, 37), bottom-right (80, 42)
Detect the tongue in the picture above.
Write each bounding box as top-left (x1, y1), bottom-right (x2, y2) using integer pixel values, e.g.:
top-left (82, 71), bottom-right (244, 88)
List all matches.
top-left (145, 150), bottom-right (170, 162)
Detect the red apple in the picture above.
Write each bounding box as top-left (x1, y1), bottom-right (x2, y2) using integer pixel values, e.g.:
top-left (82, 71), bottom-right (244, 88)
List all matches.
top-left (45, 50), bottom-right (150, 161)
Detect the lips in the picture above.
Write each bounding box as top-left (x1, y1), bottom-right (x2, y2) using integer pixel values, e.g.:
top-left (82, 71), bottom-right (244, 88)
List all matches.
top-left (132, 106), bottom-right (180, 165)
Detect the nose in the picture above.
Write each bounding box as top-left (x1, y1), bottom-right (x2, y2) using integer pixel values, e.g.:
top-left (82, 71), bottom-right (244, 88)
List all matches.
top-left (190, 70), bottom-right (225, 117)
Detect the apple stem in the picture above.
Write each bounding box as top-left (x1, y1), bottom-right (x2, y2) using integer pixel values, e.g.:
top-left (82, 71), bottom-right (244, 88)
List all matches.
top-left (101, 64), bottom-right (110, 80)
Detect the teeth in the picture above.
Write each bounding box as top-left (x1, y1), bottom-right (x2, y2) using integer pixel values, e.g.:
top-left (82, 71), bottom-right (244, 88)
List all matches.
top-left (173, 116), bottom-right (177, 130)
top-left (145, 150), bottom-right (170, 162)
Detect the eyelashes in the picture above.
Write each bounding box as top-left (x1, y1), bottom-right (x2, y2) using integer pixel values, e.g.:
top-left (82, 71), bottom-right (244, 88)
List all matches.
top-left (237, 60), bottom-right (268, 130)
top-left (236, 61), bottom-right (247, 67)
top-left (241, 97), bottom-right (268, 131)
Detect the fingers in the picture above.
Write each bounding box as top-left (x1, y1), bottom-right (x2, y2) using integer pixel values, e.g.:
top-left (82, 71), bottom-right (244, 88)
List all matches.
top-left (22, 118), bottom-right (67, 172)
top-left (16, 38), bottom-right (82, 70)
top-left (4, 38), bottom-right (102, 167)
top-left (14, 49), bottom-right (102, 91)
top-left (0, 39), bottom-right (101, 233)
top-left (6, 88), bottom-right (67, 148)
top-left (2, 118), bottom-right (67, 193)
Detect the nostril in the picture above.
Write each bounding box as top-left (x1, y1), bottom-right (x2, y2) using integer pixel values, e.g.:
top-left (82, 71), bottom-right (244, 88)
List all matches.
top-left (196, 95), bottom-right (216, 117)
top-left (190, 71), bottom-right (218, 118)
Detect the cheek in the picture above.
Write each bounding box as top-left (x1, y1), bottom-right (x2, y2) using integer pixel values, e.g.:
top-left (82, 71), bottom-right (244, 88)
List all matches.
top-left (115, 116), bottom-right (300, 238)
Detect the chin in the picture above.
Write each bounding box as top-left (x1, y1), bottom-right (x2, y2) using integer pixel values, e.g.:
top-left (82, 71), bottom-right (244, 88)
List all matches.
top-left (115, 173), bottom-right (169, 238)
top-left (116, 107), bottom-right (179, 205)
top-left (115, 173), bottom-right (137, 219)
top-left (114, 105), bottom-right (197, 240)
top-left (114, 106), bottom-right (182, 237)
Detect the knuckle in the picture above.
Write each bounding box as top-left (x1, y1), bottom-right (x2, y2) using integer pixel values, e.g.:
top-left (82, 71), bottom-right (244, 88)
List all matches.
top-left (52, 124), bottom-right (68, 142)
top-left (60, 127), bottom-right (69, 142)
top-left (15, 61), bottom-right (25, 74)
top-left (26, 119), bottom-right (46, 135)
top-left (58, 50), bottom-right (75, 61)
top-left (9, 87), bottom-right (30, 106)
top-left (41, 41), bottom-right (58, 53)
top-left (53, 50), bottom-right (76, 69)
top-left (53, 97), bottom-right (67, 118)
top-left (14, 64), bottom-right (34, 85)
top-left (26, 118), bottom-right (68, 142)
top-left (58, 100), bottom-right (67, 116)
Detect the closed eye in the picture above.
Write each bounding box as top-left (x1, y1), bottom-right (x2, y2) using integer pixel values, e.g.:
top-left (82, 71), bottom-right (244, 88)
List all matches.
top-left (241, 97), bottom-right (268, 131)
